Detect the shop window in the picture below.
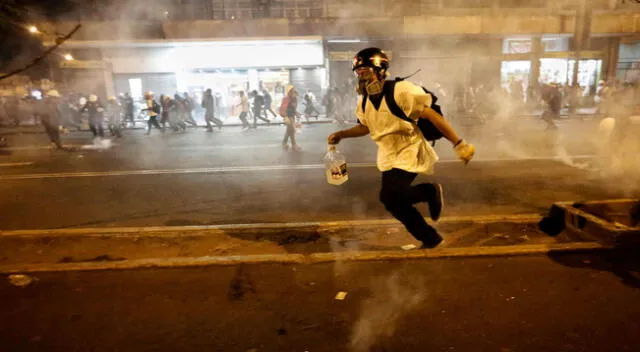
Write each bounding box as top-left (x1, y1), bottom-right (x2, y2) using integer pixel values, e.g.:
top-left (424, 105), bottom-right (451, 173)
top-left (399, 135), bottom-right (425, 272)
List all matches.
top-left (128, 78), bottom-right (143, 99)
top-left (503, 39), bottom-right (532, 54)
top-left (542, 37), bottom-right (569, 52)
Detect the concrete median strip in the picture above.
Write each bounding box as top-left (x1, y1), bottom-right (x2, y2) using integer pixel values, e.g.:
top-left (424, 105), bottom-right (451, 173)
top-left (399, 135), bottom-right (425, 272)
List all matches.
top-left (0, 242), bottom-right (611, 274)
top-left (0, 213), bottom-right (613, 274)
top-left (0, 213), bottom-right (542, 238)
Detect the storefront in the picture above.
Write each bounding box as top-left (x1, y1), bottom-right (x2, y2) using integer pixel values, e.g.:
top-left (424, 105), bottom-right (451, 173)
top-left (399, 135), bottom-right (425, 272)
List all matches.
top-left (617, 41), bottom-right (640, 83)
top-left (500, 36), bottom-right (605, 96)
top-left (61, 37), bottom-right (326, 108)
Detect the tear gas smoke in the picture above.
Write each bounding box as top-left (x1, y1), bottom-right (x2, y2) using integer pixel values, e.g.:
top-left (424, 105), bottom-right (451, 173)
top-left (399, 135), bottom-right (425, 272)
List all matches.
top-left (350, 272), bottom-right (426, 352)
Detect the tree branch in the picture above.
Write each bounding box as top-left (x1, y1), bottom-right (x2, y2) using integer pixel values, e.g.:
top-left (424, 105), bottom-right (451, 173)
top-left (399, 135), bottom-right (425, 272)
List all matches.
top-left (0, 24), bottom-right (82, 82)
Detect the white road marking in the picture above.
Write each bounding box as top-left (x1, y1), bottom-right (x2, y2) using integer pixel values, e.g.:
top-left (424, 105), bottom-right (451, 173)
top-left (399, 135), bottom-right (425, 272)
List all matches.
top-left (0, 155), bottom-right (595, 181)
top-left (0, 162), bottom-right (34, 167)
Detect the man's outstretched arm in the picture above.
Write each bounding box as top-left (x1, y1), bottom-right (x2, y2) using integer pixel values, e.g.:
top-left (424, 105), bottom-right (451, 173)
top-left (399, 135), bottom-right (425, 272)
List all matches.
top-left (327, 124), bottom-right (370, 144)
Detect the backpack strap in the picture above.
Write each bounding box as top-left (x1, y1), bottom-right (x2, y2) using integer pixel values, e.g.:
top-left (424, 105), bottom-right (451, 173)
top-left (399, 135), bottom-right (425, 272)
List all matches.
top-left (361, 94), bottom-right (367, 114)
top-left (383, 80), bottom-right (413, 123)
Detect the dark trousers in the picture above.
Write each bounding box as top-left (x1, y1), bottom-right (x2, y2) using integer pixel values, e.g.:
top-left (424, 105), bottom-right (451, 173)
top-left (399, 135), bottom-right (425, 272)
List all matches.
top-left (238, 112), bottom-right (250, 128)
top-left (42, 121), bottom-right (62, 148)
top-left (88, 117), bottom-right (104, 138)
top-left (160, 112), bottom-right (169, 127)
top-left (252, 108), bottom-right (270, 127)
top-left (380, 168), bottom-right (441, 245)
top-left (147, 116), bottom-right (163, 133)
top-left (205, 111), bottom-right (223, 129)
top-left (109, 124), bottom-right (122, 138)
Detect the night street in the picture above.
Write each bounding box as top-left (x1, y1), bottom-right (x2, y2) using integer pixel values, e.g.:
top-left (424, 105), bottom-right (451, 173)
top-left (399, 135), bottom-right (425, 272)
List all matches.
top-left (0, 120), bottom-right (628, 231)
top-left (1, 250), bottom-right (639, 352)
top-left (3, 1), bottom-right (640, 349)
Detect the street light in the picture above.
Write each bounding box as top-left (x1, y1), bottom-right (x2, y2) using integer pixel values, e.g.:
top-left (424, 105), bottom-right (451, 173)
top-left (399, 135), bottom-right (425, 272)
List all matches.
top-left (63, 54), bottom-right (74, 61)
top-left (28, 25), bottom-right (39, 34)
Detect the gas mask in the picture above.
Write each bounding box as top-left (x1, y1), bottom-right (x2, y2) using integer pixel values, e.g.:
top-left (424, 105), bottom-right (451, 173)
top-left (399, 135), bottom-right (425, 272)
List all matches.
top-left (355, 67), bottom-right (384, 96)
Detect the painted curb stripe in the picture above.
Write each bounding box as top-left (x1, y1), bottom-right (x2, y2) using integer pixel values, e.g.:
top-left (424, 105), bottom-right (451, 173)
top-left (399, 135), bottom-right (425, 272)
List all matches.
top-left (0, 213), bottom-right (543, 237)
top-left (0, 242), bottom-right (610, 274)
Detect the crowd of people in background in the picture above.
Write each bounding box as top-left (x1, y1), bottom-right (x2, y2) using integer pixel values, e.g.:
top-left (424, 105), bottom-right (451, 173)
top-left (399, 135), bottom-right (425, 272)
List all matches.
top-left (1, 77), bottom-right (638, 151)
top-left (0, 83), bottom-right (332, 151)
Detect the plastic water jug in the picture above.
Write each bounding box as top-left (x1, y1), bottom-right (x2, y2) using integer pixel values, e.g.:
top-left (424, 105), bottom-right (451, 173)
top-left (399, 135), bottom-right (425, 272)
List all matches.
top-left (323, 145), bottom-right (348, 185)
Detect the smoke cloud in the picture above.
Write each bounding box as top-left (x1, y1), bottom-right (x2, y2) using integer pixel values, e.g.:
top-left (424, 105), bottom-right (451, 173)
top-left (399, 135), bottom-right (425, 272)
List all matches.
top-left (350, 271), bottom-right (426, 352)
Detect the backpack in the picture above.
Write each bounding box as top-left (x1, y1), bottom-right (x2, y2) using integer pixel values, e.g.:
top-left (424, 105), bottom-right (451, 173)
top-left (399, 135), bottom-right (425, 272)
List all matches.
top-left (362, 78), bottom-right (444, 144)
top-left (279, 96), bottom-right (290, 117)
top-left (152, 100), bottom-right (161, 115)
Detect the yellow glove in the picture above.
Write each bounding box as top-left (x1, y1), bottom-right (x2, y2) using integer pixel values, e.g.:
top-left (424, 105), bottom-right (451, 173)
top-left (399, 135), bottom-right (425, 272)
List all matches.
top-left (454, 140), bottom-right (475, 164)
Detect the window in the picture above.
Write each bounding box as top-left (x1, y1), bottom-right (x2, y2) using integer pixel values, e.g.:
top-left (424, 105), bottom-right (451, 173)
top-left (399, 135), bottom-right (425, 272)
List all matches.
top-left (129, 78), bottom-right (143, 99)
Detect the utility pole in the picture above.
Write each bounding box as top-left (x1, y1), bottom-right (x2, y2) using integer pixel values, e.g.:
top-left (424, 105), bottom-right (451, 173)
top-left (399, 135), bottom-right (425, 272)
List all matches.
top-left (572, 0), bottom-right (591, 86)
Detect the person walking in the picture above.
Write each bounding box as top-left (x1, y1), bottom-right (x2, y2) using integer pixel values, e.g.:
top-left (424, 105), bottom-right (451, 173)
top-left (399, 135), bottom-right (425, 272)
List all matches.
top-left (281, 86), bottom-right (301, 151)
top-left (236, 90), bottom-right (251, 130)
top-left (143, 91), bottom-right (163, 135)
top-left (202, 89), bottom-right (223, 132)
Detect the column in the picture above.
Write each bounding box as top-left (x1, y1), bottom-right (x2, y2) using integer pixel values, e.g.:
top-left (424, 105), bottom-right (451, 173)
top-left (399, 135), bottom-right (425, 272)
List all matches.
top-left (529, 37), bottom-right (542, 91)
top-left (604, 37), bottom-right (620, 82)
top-left (572, 0), bottom-right (590, 86)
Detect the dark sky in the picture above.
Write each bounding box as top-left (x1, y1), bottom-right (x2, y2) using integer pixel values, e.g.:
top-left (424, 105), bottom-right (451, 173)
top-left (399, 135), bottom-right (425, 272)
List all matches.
top-left (0, 0), bottom-right (77, 74)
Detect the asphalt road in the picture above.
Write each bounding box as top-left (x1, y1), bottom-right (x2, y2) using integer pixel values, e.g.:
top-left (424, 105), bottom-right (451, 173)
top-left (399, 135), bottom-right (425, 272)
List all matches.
top-left (0, 120), bottom-right (634, 230)
top-left (1, 250), bottom-right (639, 352)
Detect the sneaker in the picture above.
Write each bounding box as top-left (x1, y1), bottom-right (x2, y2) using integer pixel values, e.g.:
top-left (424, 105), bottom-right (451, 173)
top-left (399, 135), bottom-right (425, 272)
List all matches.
top-left (420, 236), bottom-right (444, 249)
top-left (427, 183), bottom-right (444, 221)
top-left (292, 145), bottom-right (302, 152)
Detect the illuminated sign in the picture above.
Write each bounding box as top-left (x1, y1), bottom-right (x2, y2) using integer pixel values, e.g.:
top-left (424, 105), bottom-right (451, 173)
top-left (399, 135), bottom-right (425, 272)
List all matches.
top-left (59, 60), bottom-right (105, 69)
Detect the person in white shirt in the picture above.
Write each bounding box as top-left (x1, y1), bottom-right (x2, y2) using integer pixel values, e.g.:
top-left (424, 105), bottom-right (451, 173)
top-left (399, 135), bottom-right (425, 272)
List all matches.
top-left (235, 91), bottom-right (251, 130)
top-left (327, 47), bottom-right (475, 248)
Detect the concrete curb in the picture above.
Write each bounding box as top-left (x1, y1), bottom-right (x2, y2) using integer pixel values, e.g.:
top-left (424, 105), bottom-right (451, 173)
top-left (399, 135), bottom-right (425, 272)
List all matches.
top-left (0, 213), bottom-right (543, 238)
top-left (0, 242), bottom-right (610, 274)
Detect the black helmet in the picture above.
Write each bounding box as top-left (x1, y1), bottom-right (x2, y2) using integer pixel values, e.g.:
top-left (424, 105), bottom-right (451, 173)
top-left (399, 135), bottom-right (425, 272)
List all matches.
top-left (352, 47), bottom-right (390, 73)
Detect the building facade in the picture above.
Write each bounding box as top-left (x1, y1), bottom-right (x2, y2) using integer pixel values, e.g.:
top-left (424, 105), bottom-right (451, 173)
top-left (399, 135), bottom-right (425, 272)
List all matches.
top-left (37, 0), bottom-right (640, 103)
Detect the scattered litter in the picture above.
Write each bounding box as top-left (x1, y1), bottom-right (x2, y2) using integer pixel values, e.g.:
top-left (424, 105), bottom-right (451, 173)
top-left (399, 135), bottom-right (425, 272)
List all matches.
top-left (401, 244), bottom-right (418, 251)
top-left (519, 235), bottom-right (530, 241)
top-left (493, 233), bottom-right (509, 240)
top-left (386, 228), bottom-right (400, 234)
top-left (77, 154), bottom-right (84, 158)
top-left (506, 296), bottom-right (516, 301)
top-left (335, 291), bottom-right (348, 300)
top-left (8, 274), bottom-right (34, 287)
top-left (582, 260), bottom-right (592, 265)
